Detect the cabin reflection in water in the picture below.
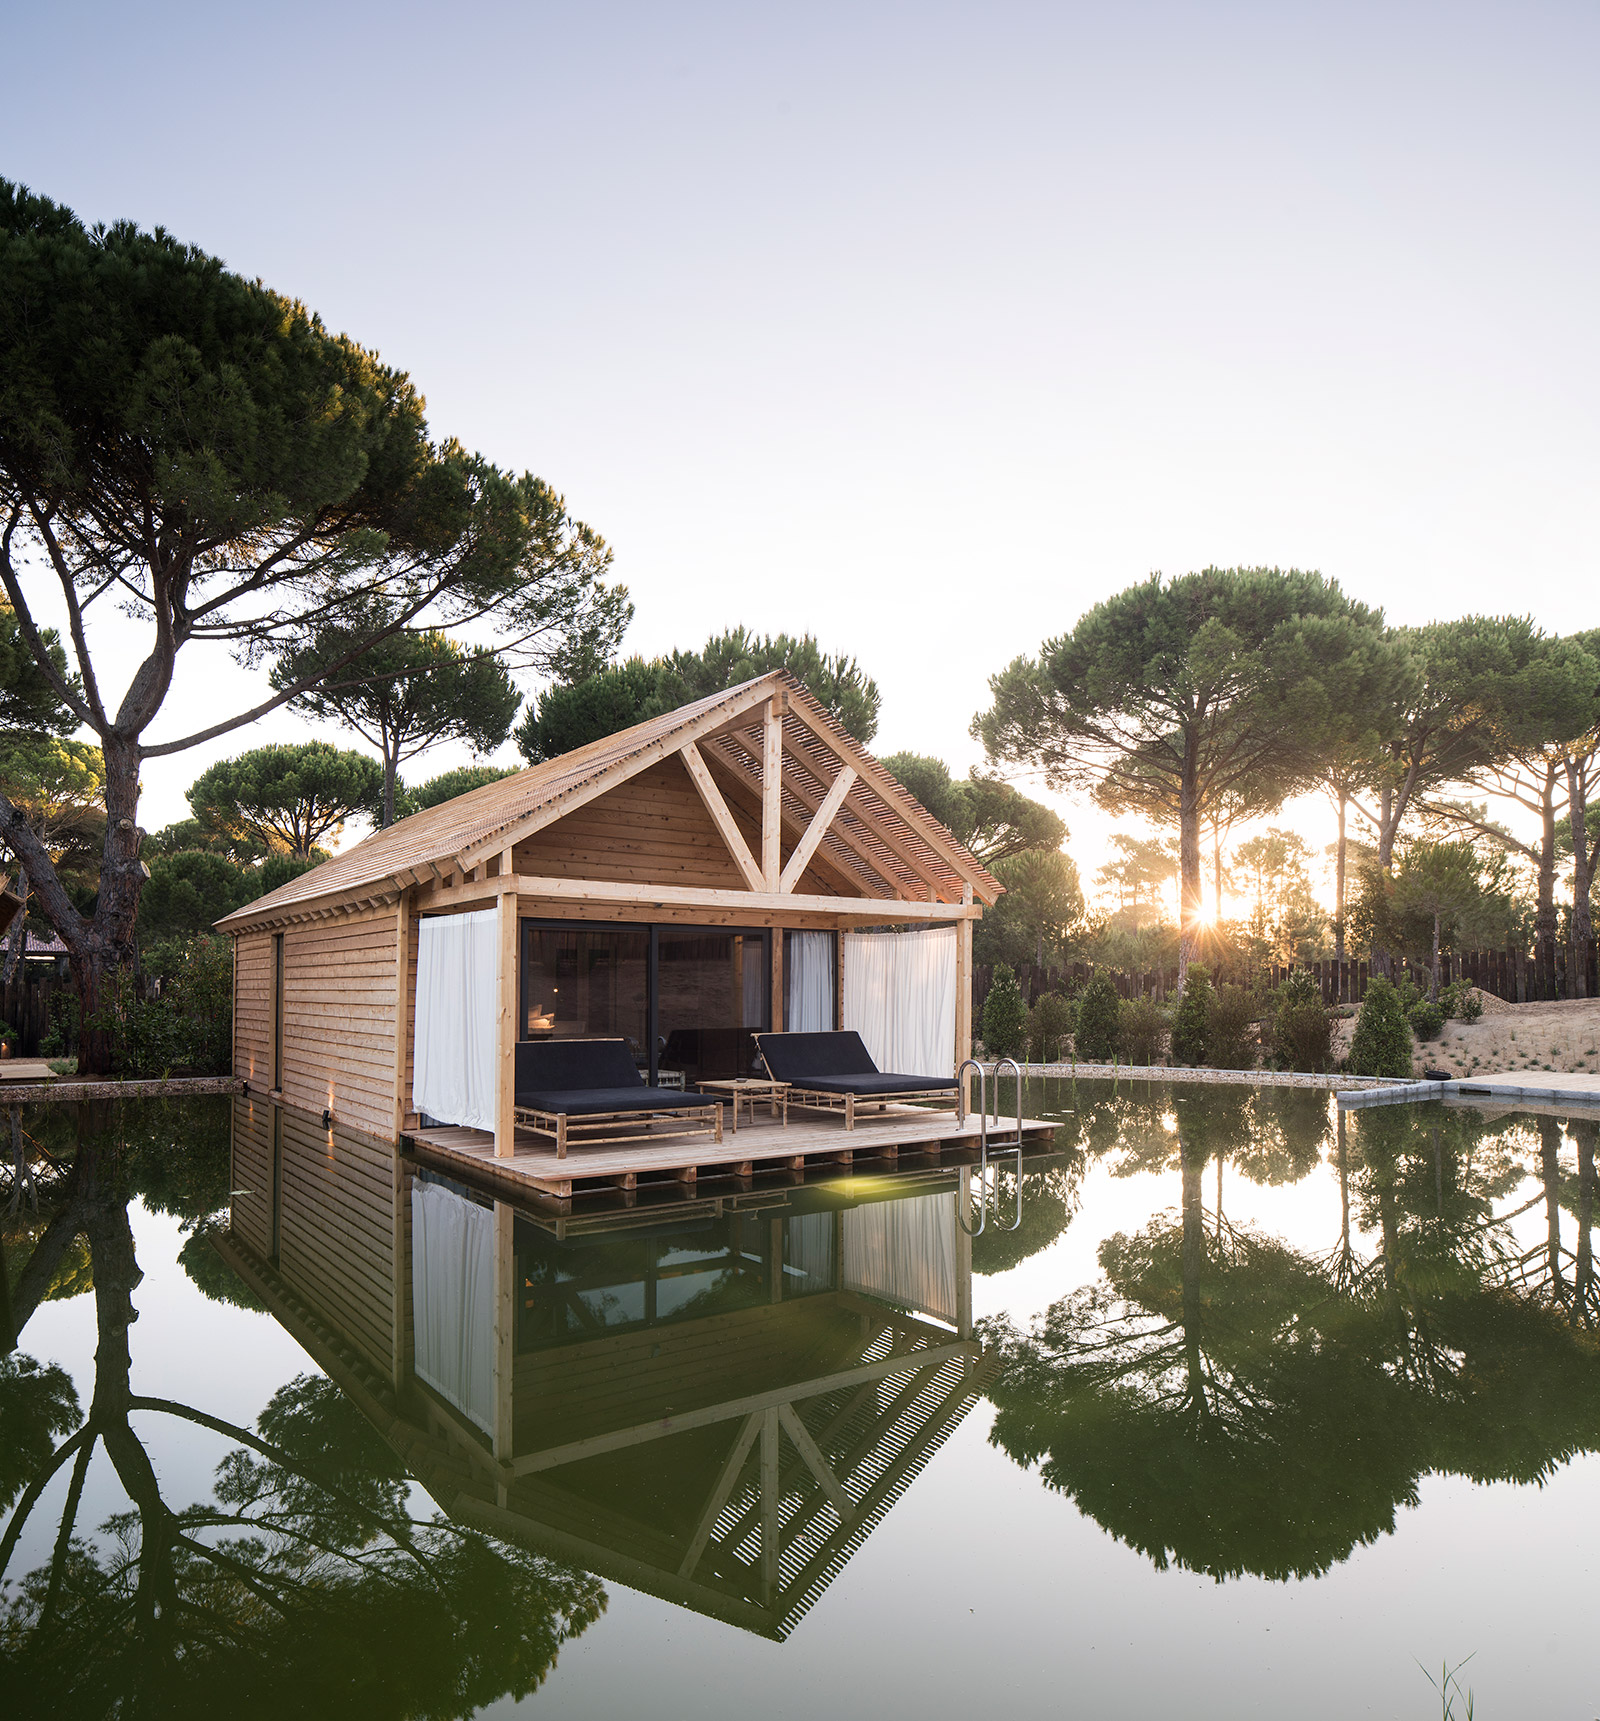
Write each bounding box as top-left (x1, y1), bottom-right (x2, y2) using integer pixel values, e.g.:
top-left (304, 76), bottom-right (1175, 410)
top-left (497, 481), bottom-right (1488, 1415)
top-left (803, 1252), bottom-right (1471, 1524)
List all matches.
top-left (222, 1095), bottom-right (987, 1638)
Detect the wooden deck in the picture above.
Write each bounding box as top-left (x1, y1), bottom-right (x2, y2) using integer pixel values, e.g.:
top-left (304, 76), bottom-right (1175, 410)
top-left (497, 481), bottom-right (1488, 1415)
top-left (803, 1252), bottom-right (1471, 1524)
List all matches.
top-left (405, 1104), bottom-right (1057, 1204)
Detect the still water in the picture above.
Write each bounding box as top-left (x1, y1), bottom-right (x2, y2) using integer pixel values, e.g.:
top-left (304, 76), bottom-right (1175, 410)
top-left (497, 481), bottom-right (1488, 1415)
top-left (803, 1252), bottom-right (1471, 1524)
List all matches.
top-left (4, 1083), bottom-right (1599, 1718)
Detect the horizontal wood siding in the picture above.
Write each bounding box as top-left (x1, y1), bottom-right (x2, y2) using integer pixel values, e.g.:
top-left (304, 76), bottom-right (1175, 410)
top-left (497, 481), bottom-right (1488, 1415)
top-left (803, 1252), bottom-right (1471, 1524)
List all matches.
top-left (277, 1106), bottom-right (397, 1378)
top-left (281, 907), bottom-right (399, 1139)
top-left (234, 931), bottom-right (274, 1086)
top-left (512, 1295), bottom-right (873, 1449)
top-left (514, 759), bottom-right (751, 891)
top-left (228, 1094), bottom-right (274, 1258)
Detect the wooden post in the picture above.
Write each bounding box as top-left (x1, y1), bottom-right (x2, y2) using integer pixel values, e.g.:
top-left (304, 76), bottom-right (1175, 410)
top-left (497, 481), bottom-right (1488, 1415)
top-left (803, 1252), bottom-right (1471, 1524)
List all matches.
top-left (493, 1200), bottom-right (515, 1482)
top-left (770, 928), bottom-right (784, 1034)
top-left (759, 1405), bottom-right (781, 1597)
top-left (391, 890), bottom-right (412, 1141)
top-left (956, 889), bottom-right (974, 1101)
top-left (495, 888), bottom-right (518, 1159)
top-left (390, 1154), bottom-right (409, 1391)
top-left (955, 1173), bottom-right (973, 1341)
top-left (762, 699), bottom-right (783, 890)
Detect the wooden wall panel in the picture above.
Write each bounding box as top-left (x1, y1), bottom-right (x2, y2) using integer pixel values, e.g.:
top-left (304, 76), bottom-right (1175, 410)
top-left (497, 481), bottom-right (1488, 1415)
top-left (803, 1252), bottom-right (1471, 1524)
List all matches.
top-left (511, 1297), bottom-right (871, 1449)
top-left (280, 907), bottom-right (399, 1139)
top-left (512, 757), bottom-right (846, 902)
top-left (276, 1106), bottom-right (397, 1378)
top-left (513, 759), bottom-right (753, 891)
top-left (228, 1093), bottom-right (274, 1258)
top-left (234, 931), bottom-right (274, 1087)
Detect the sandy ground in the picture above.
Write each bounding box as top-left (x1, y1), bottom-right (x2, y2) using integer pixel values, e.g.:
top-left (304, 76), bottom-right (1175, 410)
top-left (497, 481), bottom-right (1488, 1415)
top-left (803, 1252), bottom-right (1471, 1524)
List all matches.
top-left (1331, 994), bottom-right (1600, 1079)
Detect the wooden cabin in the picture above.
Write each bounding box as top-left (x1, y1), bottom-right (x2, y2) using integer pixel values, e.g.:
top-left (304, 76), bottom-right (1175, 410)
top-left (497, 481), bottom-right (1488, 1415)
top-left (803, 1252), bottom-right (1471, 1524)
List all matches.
top-left (218, 671), bottom-right (1006, 1191)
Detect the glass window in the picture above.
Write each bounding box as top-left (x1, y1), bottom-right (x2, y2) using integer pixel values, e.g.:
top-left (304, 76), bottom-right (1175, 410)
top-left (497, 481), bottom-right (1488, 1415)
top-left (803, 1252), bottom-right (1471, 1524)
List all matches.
top-left (521, 925), bottom-right (648, 1067)
top-left (657, 929), bottom-right (769, 1084)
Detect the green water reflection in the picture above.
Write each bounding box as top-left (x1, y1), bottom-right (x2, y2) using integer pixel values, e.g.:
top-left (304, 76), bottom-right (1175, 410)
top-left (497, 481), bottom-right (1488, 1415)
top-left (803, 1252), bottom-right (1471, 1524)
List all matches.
top-left (2, 1084), bottom-right (1599, 1715)
top-left (984, 1081), bottom-right (1600, 1582)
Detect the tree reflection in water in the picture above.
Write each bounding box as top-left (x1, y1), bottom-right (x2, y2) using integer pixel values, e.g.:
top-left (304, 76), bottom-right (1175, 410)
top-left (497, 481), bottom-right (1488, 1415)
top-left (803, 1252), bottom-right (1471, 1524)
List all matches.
top-left (0, 1104), bottom-right (603, 1719)
top-left (984, 1095), bottom-right (1600, 1582)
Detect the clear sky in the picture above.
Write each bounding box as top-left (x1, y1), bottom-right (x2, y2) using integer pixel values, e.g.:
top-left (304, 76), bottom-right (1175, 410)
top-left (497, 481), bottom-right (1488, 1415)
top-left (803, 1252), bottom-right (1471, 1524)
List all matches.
top-left (3, 1), bottom-right (1595, 905)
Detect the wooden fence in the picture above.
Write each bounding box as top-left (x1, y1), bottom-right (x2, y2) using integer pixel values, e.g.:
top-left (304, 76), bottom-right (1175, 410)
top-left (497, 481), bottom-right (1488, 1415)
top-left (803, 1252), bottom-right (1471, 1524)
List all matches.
top-left (975, 940), bottom-right (1600, 1018)
top-left (0, 969), bottom-right (70, 1056)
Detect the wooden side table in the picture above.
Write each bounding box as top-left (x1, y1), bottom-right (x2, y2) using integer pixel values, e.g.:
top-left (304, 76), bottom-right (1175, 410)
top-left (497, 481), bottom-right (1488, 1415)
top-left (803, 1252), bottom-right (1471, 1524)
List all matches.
top-left (697, 1078), bottom-right (789, 1133)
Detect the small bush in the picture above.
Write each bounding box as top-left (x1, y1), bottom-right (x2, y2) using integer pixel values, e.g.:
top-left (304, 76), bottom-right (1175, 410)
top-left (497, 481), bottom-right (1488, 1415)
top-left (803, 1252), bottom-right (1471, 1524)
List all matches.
top-left (1207, 983), bottom-right (1258, 1070)
top-left (1349, 977), bottom-right (1413, 1077)
top-left (1170, 965), bottom-right (1213, 1067)
top-left (86, 936), bottom-right (235, 1077)
top-left (981, 963), bottom-right (1028, 1060)
top-left (1273, 970), bottom-right (1333, 1072)
top-left (1026, 992), bottom-right (1076, 1062)
top-left (1074, 971), bottom-right (1122, 1062)
top-left (1118, 995), bottom-right (1168, 1066)
top-left (1408, 1000), bottom-right (1445, 1042)
top-left (1438, 979), bottom-right (1484, 1022)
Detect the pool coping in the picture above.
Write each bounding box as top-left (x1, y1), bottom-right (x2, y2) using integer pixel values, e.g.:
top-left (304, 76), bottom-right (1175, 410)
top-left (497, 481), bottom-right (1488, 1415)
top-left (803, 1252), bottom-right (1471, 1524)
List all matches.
top-left (976, 1062), bottom-right (1600, 1112)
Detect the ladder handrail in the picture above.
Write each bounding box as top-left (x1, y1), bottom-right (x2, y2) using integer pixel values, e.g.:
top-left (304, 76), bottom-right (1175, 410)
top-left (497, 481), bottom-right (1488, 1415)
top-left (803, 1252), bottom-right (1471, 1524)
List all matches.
top-left (955, 1058), bottom-right (1024, 1235)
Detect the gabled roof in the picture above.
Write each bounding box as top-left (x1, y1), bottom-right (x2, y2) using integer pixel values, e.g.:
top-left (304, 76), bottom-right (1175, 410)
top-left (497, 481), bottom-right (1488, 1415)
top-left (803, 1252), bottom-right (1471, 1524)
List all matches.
top-left (216, 671), bottom-right (1000, 931)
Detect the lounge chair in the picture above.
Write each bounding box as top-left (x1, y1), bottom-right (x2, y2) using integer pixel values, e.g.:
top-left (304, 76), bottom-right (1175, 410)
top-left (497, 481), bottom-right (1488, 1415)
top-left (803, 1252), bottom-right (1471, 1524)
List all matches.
top-left (754, 1030), bottom-right (959, 1130)
top-left (514, 1039), bottom-right (723, 1159)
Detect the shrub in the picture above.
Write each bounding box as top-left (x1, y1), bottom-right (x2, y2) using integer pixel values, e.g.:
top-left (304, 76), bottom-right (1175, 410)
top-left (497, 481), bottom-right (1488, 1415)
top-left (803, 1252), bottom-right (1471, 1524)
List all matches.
top-left (1438, 978), bottom-right (1484, 1022)
top-left (1273, 970), bottom-right (1333, 1072)
top-left (1118, 995), bottom-right (1168, 1065)
top-left (1348, 977), bottom-right (1413, 1077)
top-left (1207, 983), bottom-right (1259, 1070)
top-left (980, 963), bottom-right (1028, 1060)
top-left (1026, 991), bottom-right (1076, 1062)
top-left (1170, 965), bottom-right (1213, 1067)
top-left (87, 936), bottom-right (235, 1077)
top-left (1408, 999), bottom-right (1445, 1042)
top-left (1073, 971), bottom-right (1122, 1062)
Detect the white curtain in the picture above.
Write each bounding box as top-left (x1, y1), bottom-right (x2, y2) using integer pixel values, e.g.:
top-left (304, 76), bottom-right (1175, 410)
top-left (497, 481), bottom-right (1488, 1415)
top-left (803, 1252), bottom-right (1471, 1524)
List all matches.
top-left (411, 1180), bottom-right (495, 1434)
top-left (842, 1191), bottom-right (958, 1327)
top-left (786, 931), bottom-right (836, 1032)
top-left (413, 909), bottom-right (499, 1131)
top-left (783, 1210), bottom-right (836, 1292)
top-left (842, 926), bottom-right (957, 1077)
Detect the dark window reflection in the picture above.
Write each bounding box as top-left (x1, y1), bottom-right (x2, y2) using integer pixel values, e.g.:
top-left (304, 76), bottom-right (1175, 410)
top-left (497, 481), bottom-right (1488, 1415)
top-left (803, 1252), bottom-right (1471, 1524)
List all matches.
top-left (657, 929), bottom-right (768, 1085)
top-left (521, 926), bottom-right (648, 1066)
top-left (514, 1208), bottom-right (830, 1352)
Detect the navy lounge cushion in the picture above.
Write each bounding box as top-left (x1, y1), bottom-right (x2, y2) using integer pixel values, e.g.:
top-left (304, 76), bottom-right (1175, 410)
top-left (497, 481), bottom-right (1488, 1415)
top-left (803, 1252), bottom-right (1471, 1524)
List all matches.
top-left (786, 1071), bottom-right (956, 1097)
top-left (755, 1031), bottom-right (954, 1094)
top-left (515, 1039), bottom-right (709, 1114)
top-left (518, 1086), bottom-right (712, 1116)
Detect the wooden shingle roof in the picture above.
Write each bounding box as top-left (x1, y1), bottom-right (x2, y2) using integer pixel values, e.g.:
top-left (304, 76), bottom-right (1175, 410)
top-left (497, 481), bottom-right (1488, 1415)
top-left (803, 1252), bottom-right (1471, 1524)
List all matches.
top-left (216, 671), bottom-right (1000, 931)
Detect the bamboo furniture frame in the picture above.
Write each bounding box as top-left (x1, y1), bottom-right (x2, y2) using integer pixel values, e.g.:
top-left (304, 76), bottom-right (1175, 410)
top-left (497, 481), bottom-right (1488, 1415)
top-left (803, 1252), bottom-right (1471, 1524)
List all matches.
top-left (784, 1085), bottom-right (961, 1131)
top-left (697, 1078), bottom-right (791, 1133)
top-left (513, 1099), bottom-right (724, 1159)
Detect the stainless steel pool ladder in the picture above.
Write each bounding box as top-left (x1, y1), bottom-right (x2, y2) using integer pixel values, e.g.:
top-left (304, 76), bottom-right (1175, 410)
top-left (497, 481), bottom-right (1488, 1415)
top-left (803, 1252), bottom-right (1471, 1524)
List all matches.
top-left (955, 1057), bottom-right (1023, 1237)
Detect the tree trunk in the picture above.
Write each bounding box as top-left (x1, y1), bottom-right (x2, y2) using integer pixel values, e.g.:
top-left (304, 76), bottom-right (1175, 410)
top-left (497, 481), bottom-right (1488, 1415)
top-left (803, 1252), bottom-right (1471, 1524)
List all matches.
top-left (1371, 785), bottom-right (1396, 978)
top-left (3, 857), bottom-right (27, 984)
top-left (1575, 1119), bottom-right (1596, 1319)
top-left (1333, 790), bottom-right (1347, 963)
top-left (1430, 907), bottom-right (1441, 1000)
top-left (381, 747), bottom-right (398, 829)
top-left (1569, 756), bottom-right (1593, 1000)
top-left (1213, 825), bottom-right (1224, 925)
top-left (1531, 760), bottom-right (1560, 1000)
top-left (72, 734), bottom-right (147, 1076)
top-left (1177, 742), bottom-right (1202, 983)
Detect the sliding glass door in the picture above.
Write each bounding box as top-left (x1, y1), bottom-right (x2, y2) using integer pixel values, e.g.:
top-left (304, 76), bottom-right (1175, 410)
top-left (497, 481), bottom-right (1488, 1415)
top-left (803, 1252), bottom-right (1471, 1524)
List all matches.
top-left (655, 928), bottom-right (769, 1086)
top-left (517, 920), bottom-right (770, 1085)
